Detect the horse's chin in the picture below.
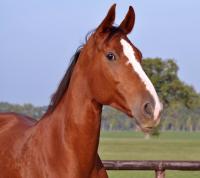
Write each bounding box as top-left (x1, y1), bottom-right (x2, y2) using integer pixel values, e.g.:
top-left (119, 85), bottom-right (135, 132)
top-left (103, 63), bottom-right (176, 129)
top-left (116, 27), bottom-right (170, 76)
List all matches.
top-left (113, 108), bottom-right (154, 134)
top-left (139, 126), bottom-right (154, 134)
top-left (133, 117), bottom-right (159, 134)
top-left (109, 105), bottom-right (159, 134)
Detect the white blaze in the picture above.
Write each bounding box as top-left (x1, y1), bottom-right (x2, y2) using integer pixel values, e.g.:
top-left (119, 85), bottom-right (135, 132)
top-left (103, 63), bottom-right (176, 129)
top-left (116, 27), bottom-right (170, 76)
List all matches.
top-left (120, 39), bottom-right (162, 119)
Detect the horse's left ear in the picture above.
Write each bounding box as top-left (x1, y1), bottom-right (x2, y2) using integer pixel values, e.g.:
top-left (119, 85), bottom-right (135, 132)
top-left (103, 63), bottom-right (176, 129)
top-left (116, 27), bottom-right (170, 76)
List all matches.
top-left (119, 6), bottom-right (135, 34)
top-left (96, 4), bottom-right (116, 33)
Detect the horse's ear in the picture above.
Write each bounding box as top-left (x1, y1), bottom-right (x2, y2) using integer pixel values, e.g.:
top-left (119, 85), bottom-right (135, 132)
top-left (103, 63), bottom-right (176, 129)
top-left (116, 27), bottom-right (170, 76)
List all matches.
top-left (96, 4), bottom-right (116, 33)
top-left (119, 6), bottom-right (135, 34)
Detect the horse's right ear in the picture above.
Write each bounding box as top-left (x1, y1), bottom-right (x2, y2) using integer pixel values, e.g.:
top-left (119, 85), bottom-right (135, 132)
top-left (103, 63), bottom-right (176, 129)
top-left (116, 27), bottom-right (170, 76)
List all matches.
top-left (96, 4), bottom-right (116, 33)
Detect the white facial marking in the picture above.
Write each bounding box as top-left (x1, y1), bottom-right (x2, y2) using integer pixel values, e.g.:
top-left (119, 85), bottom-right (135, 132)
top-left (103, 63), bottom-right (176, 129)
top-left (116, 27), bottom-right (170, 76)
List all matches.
top-left (120, 39), bottom-right (162, 119)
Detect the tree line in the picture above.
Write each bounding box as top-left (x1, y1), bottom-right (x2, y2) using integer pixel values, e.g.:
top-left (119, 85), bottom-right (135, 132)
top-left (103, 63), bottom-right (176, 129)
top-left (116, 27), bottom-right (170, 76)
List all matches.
top-left (0, 58), bottom-right (200, 132)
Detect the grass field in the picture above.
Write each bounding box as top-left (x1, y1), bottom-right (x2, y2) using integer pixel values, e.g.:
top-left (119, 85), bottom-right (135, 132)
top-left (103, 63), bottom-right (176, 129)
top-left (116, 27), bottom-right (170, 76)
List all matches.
top-left (99, 131), bottom-right (200, 178)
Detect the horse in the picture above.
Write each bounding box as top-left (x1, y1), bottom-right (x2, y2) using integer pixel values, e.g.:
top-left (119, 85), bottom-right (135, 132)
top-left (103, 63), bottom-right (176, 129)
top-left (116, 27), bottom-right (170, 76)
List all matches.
top-left (0, 4), bottom-right (162, 178)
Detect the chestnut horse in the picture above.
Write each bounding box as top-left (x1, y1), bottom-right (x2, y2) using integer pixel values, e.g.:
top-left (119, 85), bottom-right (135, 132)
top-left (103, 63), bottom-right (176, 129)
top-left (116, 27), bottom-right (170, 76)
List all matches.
top-left (0, 4), bottom-right (162, 178)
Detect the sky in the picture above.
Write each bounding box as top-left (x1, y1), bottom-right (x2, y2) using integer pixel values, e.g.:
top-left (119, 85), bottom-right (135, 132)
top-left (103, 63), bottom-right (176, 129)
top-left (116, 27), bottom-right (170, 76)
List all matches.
top-left (1, 0), bottom-right (200, 106)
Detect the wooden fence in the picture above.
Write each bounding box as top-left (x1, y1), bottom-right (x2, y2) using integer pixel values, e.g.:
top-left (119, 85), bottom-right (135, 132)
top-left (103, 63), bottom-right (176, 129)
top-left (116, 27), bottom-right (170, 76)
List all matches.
top-left (102, 160), bottom-right (200, 178)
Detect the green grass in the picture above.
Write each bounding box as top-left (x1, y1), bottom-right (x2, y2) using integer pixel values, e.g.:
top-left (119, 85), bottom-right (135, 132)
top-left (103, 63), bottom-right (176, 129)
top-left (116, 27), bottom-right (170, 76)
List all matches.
top-left (99, 131), bottom-right (200, 178)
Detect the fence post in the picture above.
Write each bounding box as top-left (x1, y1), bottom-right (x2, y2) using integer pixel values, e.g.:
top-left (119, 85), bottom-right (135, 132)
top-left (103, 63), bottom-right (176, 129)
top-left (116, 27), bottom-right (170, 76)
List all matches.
top-left (155, 170), bottom-right (165, 178)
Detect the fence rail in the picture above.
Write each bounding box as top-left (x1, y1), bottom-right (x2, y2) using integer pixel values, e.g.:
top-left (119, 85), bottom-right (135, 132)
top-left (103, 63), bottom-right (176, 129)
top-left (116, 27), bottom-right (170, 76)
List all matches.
top-left (102, 160), bottom-right (200, 178)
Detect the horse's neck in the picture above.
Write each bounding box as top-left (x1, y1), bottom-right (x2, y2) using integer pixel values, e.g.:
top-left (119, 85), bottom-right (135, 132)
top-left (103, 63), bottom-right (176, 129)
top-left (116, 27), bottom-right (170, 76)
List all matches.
top-left (35, 71), bottom-right (102, 173)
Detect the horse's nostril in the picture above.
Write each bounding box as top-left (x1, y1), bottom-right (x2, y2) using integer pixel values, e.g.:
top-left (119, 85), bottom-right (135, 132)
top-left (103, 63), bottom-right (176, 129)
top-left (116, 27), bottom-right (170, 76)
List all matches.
top-left (143, 102), bottom-right (153, 118)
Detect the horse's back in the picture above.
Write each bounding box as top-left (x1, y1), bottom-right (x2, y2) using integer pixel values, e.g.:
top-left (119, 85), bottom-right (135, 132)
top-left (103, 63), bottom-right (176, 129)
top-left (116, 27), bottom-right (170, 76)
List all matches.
top-left (0, 112), bottom-right (37, 177)
top-left (0, 112), bottom-right (36, 149)
top-left (0, 112), bottom-right (36, 132)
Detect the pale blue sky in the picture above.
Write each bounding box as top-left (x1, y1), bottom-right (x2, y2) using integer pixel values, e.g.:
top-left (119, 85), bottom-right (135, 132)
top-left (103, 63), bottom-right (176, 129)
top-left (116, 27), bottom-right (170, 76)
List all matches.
top-left (1, 0), bottom-right (200, 105)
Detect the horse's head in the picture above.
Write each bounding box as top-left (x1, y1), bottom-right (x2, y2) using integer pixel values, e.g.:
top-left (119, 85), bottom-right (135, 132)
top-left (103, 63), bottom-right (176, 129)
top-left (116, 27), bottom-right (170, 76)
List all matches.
top-left (77, 4), bottom-right (162, 132)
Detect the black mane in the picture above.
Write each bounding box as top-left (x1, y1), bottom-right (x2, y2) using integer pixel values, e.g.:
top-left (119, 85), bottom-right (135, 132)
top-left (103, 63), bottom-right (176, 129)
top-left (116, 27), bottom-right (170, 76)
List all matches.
top-left (44, 48), bottom-right (82, 116)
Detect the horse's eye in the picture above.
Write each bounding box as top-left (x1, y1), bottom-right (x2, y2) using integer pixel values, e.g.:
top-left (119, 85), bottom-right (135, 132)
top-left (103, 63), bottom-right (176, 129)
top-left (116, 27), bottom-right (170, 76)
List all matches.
top-left (106, 52), bottom-right (116, 61)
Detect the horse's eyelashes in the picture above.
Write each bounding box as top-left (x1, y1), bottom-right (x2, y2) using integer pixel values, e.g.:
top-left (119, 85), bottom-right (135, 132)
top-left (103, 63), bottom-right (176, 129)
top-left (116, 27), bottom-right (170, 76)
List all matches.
top-left (106, 52), bottom-right (116, 61)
